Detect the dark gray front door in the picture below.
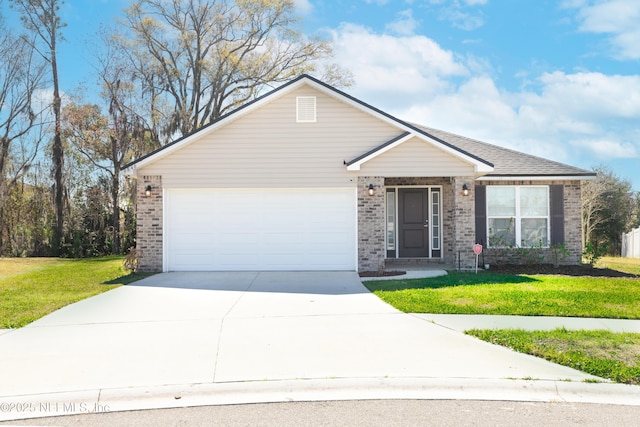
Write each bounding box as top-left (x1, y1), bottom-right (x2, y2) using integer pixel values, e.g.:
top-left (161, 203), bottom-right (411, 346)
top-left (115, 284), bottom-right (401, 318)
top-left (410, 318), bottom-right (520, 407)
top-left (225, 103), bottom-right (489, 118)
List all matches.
top-left (398, 188), bottom-right (429, 257)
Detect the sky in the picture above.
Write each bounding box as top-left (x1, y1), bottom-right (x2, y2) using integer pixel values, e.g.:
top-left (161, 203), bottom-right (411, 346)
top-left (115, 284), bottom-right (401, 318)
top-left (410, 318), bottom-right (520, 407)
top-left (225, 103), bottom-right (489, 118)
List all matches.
top-left (3, 0), bottom-right (639, 190)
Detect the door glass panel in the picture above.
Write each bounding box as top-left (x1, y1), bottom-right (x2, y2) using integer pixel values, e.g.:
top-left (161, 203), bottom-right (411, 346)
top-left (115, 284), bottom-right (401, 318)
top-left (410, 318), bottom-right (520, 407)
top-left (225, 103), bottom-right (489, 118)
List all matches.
top-left (431, 190), bottom-right (440, 250)
top-left (386, 189), bottom-right (396, 251)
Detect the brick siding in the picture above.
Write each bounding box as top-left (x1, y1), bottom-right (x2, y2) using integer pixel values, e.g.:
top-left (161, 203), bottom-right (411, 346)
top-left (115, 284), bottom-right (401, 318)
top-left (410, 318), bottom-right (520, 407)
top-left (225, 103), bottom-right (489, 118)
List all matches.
top-left (136, 176), bottom-right (163, 272)
top-left (357, 176), bottom-right (386, 272)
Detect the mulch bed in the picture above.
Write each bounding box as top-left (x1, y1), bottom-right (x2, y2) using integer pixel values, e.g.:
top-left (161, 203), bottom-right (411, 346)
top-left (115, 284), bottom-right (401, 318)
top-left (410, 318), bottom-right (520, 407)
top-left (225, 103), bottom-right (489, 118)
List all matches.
top-left (488, 264), bottom-right (639, 278)
top-left (359, 264), bottom-right (638, 278)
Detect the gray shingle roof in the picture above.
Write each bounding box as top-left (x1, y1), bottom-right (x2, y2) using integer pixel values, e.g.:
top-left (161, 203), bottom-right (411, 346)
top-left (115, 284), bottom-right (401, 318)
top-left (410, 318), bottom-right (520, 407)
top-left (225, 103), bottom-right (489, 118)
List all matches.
top-left (412, 124), bottom-right (595, 177)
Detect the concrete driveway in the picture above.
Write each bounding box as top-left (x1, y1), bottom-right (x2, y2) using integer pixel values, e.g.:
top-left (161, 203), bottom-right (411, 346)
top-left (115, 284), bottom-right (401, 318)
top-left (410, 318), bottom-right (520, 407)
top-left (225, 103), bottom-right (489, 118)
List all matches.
top-left (1, 271), bottom-right (629, 420)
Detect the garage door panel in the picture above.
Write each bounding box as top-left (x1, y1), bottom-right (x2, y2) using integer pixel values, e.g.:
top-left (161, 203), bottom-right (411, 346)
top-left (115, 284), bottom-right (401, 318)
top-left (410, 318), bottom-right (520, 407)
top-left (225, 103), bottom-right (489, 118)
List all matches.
top-left (217, 232), bottom-right (260, 246)
top-left (172, 233), bottom-right (213, 249)
top-left (166, 188), bottom-right (356, 271)
top-left (172, 254), bottom-right (216, 267)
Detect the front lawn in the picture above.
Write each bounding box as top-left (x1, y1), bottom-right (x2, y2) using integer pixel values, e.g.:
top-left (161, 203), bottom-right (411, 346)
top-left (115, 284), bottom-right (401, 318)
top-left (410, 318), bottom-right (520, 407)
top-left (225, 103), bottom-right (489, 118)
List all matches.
top-left (364, 257), bottom-right (640, 383)
top-left (0, 257), bottom-right (151, 328)
top-left (468, 328), bottom-right (640, 384)
top-left (596, 256), bottom-right (640, 276)
top-left (365, 272), bottom-right (640, 319)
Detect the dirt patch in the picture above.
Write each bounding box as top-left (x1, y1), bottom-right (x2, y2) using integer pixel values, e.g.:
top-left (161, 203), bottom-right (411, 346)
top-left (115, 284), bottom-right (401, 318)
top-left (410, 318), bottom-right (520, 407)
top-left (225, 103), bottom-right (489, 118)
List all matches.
top-left (489, 264), bottom-right (639, 278)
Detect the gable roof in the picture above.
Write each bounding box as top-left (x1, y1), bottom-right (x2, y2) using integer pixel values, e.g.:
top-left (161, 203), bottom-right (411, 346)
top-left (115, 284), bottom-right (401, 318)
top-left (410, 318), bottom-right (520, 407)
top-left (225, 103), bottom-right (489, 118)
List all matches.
top-left (412, 124), bottom-right (595, 179)
top-left (123, 74), bottom-right (493, 174)
top-left (123, 74), bottom-right (594, 181)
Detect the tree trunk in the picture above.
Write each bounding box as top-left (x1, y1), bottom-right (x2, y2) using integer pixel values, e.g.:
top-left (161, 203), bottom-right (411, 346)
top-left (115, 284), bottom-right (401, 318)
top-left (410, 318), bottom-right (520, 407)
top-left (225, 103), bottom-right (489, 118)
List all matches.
top-left (112, 164), bottom-right (120, 254)
top-left (51, 44), bottom-right (64, 256)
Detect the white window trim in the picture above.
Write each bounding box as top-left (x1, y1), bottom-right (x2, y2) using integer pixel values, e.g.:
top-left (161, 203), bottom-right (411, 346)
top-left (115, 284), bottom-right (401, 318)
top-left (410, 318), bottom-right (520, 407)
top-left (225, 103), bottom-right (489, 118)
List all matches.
top-left (487, 186), bottom-right (550, 248)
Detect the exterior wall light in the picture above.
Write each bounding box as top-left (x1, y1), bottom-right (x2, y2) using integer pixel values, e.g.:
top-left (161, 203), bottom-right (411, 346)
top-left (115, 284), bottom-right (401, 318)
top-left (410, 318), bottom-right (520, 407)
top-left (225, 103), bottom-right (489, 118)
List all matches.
top-left (145, 185), bottom-right (152, 196)
top-left (462, 184), bottom-right (469, 196)
top-left (368, 183), bottom-right (375, 196)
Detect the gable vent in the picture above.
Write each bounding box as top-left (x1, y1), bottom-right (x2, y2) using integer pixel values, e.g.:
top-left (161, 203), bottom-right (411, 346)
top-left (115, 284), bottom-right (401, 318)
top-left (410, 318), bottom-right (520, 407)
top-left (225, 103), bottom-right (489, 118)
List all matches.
top-left (296, 96), bottom-right (316, 123)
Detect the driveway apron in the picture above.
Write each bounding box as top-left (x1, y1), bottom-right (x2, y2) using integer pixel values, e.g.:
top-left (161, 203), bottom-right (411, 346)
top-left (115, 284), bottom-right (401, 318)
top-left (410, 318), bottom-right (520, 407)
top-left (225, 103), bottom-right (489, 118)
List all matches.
top-left (0, 272), bottom-right (594, 398)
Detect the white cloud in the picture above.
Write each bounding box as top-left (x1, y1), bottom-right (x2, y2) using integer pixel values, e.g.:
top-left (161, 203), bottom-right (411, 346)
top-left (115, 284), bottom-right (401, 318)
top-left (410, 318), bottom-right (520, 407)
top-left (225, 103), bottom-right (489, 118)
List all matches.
top-left (385, 9), bottom-right (420, 36)
top-left (440, 8), bottom-right (484, 31)
top-left (428, 0), bottom-right (487, 31)
top-left (329, 23), bottom-right (468, 109)
top-left (571, 139), bottom-right (638, 159)
top-left (328, 24), bottom-right (640, 166)
top-left (534, 72), bottom-right (640, 119)
top-left (567, 0), bottom-right (640, 60)
top-left (294, 0), bottom-right (313, 15)
top-left (363, 0), bottom-right (390, 5)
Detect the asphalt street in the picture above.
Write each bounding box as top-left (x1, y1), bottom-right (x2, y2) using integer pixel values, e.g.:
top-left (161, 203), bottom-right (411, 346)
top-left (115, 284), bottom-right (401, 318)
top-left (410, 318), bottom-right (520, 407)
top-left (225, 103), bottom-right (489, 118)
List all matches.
top-left (3, 400), bottom-right (640, 427)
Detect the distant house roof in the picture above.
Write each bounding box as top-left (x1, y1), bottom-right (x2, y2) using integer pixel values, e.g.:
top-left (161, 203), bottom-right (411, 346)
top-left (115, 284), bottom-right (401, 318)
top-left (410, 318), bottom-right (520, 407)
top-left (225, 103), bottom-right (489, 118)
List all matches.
top-left (412, 124), bottom-right (595, 180)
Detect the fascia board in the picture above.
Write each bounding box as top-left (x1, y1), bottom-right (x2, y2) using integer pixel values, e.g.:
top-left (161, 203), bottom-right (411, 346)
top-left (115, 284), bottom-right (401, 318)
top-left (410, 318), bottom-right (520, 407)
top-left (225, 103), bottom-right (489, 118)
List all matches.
top-left (478, 175), bottom-right (596, 181)
top-left (346, 133), bottom-right (414, 171)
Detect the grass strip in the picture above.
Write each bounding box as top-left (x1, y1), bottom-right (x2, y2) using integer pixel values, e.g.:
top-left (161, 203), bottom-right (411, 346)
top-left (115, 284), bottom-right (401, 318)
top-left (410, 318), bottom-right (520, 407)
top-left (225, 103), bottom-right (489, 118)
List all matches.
top-left (0, 257), bottom-right (152, 328)
top-left (467, 328), bottom-right (640, 384)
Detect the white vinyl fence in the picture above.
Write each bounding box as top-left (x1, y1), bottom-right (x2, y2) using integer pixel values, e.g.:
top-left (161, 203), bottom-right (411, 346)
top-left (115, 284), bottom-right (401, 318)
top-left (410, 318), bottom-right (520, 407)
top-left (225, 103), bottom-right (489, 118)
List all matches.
top-left (622, 227), bottom-right (640, 258)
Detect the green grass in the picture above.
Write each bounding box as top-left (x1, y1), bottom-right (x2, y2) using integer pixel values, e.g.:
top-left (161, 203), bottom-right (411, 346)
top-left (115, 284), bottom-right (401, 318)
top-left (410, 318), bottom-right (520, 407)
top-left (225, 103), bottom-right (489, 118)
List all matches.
top-left (365, 272), bottom-right (640, 318)
top-left (467, 328), bottom-right (640, 384)
top-left (0, 257), bottom-right (152, 328)
top-left (596, 256), bottom-right (640, 276)
top-left (365, 257), bottom-right (640, 382)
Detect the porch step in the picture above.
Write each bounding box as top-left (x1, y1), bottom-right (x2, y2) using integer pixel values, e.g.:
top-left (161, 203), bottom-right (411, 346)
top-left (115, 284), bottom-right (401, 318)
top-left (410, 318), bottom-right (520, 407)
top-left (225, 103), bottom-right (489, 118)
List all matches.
top-left (384, 258), bottom-right (453, 271)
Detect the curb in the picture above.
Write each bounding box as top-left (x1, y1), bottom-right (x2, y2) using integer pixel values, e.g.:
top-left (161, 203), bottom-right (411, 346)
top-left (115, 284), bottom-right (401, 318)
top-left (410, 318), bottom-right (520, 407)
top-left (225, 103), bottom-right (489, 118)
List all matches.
top-left (1, 377), bottom-right (639, 421)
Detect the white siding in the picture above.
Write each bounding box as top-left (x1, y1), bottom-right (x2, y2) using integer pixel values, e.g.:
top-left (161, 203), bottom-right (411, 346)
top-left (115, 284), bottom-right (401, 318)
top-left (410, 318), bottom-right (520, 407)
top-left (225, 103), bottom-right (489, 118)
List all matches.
top-left (139, 87), bottom-right (400, 188)
top-left (137, 86), bottom-right (474, 187)
top-left (359, 137), bottom-right (475, 177)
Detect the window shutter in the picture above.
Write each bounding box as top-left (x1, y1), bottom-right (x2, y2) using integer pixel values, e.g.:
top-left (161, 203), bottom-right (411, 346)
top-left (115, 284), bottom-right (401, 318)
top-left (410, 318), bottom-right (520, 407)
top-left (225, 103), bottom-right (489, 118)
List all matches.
top-left (550, 185), bottom-right (564, 245)
top-left (475, 185), bottom-right (487, 246)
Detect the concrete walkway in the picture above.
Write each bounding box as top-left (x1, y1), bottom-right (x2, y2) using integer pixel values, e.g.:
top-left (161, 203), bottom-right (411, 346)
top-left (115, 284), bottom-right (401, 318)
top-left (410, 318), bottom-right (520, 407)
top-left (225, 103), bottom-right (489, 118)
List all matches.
top-left (0, 271), bottom-right (639, 421)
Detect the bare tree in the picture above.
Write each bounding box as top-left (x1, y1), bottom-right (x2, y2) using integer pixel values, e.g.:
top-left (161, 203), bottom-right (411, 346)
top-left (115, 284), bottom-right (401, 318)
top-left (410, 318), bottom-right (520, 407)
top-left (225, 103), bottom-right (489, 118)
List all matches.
top-left (0, 13), bottom-right (46, 253)
top-left (63, 46), bottom-right (150, 254)
top-left (10, 0), bottom-right (66, 255)
top-left (582, 173), bottom-right (606, 249)
top-left (582, 166), bottom-right (636, 254)
top-left (118, 0), bottom-right (352, 141)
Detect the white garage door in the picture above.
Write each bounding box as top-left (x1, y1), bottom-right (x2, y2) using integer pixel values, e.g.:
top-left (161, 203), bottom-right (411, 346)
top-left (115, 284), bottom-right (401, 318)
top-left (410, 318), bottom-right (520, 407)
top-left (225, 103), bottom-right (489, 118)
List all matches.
top-left (165, 188), bottom-right (357, 271)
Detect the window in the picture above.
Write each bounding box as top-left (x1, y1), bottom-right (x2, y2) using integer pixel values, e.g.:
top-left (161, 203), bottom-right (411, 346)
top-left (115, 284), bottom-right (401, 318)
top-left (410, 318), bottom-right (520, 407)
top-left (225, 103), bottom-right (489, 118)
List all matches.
top-left (487, 186), bottom-right (549, 247)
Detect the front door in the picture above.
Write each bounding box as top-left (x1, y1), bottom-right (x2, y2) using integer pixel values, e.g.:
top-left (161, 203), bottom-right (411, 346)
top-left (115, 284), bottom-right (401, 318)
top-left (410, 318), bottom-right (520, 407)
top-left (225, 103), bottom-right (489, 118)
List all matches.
top-left (398, 188), bottom-right (429, 257)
